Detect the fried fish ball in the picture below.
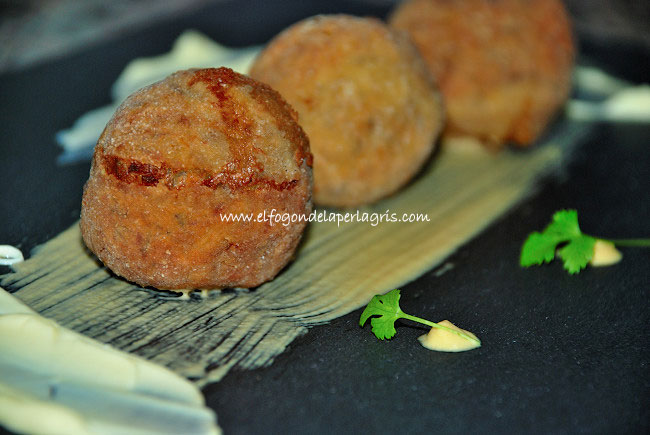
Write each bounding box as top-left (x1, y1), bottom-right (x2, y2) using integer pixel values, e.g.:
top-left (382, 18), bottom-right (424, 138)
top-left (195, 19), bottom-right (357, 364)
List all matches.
top-left (80, 67), bottom-right (313, 291)
top-left (250, 15), bottom-right (443, 207)
top-left (389, 0), bottom-right (575, 148)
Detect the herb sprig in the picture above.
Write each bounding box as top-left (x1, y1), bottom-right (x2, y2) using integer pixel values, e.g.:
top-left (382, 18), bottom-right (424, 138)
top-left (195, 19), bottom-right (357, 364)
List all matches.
top-left (520, 209), bottom-right (650, 274)
top-left (359, 289), bottom-right (480, 347)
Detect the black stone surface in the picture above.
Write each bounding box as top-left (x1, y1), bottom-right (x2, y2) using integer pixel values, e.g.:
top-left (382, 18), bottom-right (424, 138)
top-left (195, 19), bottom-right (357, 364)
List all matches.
top-left (1, 1), bottom-right (648, 434)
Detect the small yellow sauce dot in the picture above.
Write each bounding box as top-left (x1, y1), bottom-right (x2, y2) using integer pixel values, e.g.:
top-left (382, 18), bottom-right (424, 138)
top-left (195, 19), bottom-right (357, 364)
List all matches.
top-left (418, 320), bottom-right (481, 352)
top-left (590, 240), bottom-right (622, 267)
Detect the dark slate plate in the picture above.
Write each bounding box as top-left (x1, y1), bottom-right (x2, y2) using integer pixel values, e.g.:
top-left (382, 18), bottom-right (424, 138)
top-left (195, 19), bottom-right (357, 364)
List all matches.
top-left (1, 1), bottom-right (648, 433)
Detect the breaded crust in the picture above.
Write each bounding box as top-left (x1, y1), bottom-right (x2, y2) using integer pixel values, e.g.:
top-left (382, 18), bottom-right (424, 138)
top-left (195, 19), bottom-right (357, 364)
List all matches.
top-left (250, 15), bottom-right (443, 207)
top-left (80, 67), bottom-right (313, 290)
top-left (390, 0), bottom-right (575, 148)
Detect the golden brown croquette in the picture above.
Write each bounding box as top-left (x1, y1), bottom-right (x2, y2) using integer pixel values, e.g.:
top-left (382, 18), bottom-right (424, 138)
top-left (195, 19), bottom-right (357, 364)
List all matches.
top-left (250, 15), bottom-right (443, 207)
top-left (80, 67), bottom-right (312, 290)
top-left (390, 0), bottom-right (575, 148)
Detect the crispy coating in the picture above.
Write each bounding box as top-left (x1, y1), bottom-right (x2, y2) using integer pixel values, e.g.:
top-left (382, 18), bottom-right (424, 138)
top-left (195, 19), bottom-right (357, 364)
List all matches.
top-left (390, 0), bottom-right (575, 148)
top-left (250, 15), bottom-right (443, 207)
top-left (80, 68), bottom-right (313, 290)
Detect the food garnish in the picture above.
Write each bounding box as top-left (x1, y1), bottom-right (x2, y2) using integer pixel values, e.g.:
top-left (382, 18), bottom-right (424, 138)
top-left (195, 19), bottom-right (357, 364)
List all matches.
top-left (359, 289), bottom-right (481, 350)
top-left (520, 209), bottom-right (650, 274)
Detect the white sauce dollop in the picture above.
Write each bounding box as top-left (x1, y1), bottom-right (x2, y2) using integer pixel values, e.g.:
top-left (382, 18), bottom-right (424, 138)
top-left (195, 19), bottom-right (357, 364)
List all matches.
top-left (0, 245), bottom-right (24, 266)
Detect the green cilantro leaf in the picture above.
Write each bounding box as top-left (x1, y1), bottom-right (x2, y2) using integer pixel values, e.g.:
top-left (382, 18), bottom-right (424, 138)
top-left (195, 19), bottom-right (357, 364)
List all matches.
top-left (545, 209), bottom-right (581, 238)
top-left (558, 235), bottom-right (597, 274)
top-left (359, 289), bottom-right (403, 340)
top-left (520, 209), bottom-right (595, 274)
top-left (520, 231), bottom-right (563, 266)
top-left (359, 289), bottom-right (481, 348)
top-left (521, 209), bottom-right (650, 274)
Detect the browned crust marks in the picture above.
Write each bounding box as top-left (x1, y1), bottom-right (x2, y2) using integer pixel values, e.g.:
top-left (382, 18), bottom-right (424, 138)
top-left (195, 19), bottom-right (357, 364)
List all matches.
top-left (102, 152), bottom-right (300, 191)
top-left (188, 68), bottom-right (312, 169)
top-left (100, 69), bottom-right (310, 192)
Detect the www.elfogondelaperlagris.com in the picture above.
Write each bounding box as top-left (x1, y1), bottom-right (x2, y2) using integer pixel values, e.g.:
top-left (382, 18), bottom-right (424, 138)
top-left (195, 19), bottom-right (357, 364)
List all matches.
top-left (219, 209), bottom-right (431, 227)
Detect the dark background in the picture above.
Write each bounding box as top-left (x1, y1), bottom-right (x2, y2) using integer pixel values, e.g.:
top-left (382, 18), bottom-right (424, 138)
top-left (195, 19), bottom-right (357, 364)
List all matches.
top-left (1, 1), bottom-right (648, 433)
